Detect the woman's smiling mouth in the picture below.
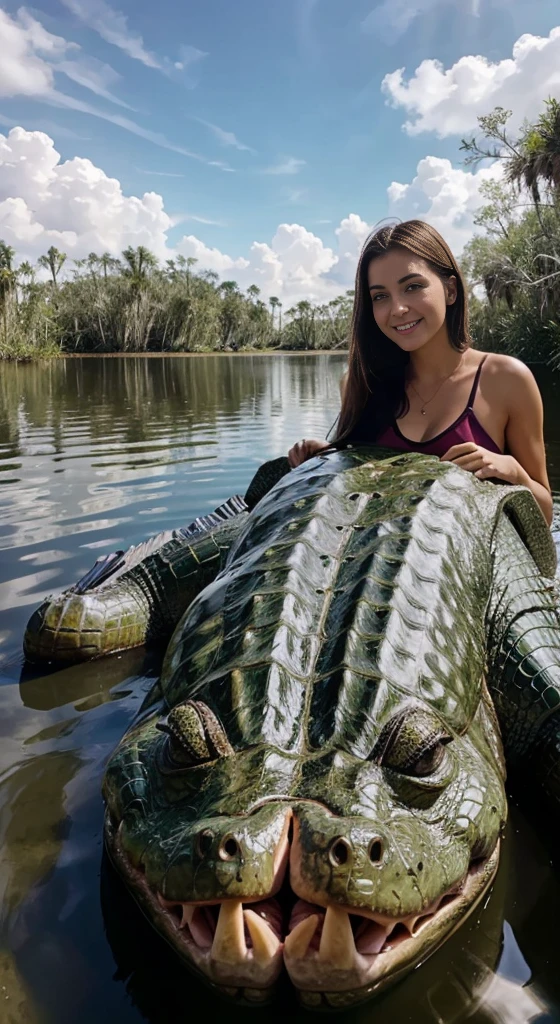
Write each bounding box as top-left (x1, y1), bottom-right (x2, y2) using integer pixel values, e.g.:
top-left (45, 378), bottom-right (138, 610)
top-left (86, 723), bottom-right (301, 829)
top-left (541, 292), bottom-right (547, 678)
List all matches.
top-left (394, 319), bottom-right (422, 334)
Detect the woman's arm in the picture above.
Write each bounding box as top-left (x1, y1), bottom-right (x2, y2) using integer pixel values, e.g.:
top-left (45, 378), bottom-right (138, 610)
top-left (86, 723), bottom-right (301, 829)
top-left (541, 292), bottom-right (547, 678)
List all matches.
top-left (441, 360), bottom-right (553, 525)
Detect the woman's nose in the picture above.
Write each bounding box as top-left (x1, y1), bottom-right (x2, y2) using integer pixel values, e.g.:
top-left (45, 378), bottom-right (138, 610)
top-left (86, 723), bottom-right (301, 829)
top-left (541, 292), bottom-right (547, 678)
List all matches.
top-left (391, 298), bottom-right (409, 317)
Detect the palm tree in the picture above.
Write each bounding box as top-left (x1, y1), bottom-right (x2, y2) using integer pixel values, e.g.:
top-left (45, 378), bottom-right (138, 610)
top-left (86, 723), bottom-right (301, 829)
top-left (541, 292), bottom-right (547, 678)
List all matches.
top-left (200, 269), bottom-right (219, 287)
top-left (98, 252), bottom-right (120, 280)
top-left (0, 241), bottom-right (16, 346)
top-left (18, 261), bottom-right (35, 288)
top-left (219, 280), bottom-right (240, 296)
top-left (37, 246), bottom-right (67, 288)
top-left (121, 245), bottom-right (158, 282)
top-left (507, 98), bottom-right (560, 204)
top-left (247, 284), bottom-right (260, 302)
top-left (269, 295), bottom-right (280, 330)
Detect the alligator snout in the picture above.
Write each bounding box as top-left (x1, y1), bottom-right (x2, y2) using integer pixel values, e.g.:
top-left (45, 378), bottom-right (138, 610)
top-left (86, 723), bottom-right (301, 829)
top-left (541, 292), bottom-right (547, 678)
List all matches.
top-left (119, 802), bottom-right (292, 904)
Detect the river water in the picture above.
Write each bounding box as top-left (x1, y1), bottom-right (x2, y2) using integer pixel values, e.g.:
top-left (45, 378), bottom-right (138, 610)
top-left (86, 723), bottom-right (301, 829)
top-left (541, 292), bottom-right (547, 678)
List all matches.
top-left (0, 354), bottom-right (559, 1024)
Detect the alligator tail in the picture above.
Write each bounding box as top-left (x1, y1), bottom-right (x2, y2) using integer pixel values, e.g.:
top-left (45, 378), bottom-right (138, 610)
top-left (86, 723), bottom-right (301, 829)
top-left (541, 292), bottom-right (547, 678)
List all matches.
top-left (23, 498), bottom-right (249, 666)
top-left (22, 456), bottom-right (293, 667)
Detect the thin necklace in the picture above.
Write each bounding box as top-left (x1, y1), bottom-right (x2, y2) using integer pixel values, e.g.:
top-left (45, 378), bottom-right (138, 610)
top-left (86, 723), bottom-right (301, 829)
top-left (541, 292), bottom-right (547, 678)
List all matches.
top-left (408, 358), bottom-right (464, 416)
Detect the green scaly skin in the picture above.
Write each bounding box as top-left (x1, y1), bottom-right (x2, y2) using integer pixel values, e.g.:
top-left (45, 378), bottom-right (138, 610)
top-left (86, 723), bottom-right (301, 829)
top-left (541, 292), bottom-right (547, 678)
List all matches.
top-left (23, 517), bottom-right (247, 664)
top-left (23, 455), bottom-right (290, 666)
top-left (100, 447), bottom-right (560, 1008)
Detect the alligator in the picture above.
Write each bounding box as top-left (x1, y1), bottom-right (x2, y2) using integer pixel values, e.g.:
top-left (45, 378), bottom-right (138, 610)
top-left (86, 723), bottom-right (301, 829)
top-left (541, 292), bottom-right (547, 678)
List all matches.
top-left (25, 447), bottom-right (560, 1008)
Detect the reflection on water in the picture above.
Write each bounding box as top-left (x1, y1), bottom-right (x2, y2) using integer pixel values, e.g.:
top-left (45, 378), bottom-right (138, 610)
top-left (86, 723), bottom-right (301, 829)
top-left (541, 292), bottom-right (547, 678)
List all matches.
top-left (0, 355), bottom-right (559, 1023)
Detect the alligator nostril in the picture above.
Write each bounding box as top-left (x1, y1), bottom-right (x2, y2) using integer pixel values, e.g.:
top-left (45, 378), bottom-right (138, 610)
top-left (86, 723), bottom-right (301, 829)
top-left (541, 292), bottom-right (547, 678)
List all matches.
top-left (219, 835), bottom-right (240, 861)
top-left (328, 837), bottom-right (352, 867)
top-left (196, 828), bottom-right (214, 858)
top-left (368, 839), bottom-right (383, 865)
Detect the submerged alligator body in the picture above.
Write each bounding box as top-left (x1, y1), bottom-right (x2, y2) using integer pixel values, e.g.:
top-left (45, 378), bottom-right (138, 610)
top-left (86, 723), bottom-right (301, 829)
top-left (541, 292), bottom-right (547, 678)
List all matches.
top-left (25, 448), bottom-right (560, 1007)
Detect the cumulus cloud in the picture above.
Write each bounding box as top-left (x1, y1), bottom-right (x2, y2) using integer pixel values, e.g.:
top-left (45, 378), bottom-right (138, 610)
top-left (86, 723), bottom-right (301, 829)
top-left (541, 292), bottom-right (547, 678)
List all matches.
top-left (331, 214), bottom-right (371, 284)
top-left (0, 126), bottom-right (171, 260)
top-left (387, 155), bottom-right (503, 253)
top-left (0, 126), bottom-right (499, 305)
top-left (0, 7), bottom-right (70, 97)
top-left (383, 25), bottom-right (560, 136)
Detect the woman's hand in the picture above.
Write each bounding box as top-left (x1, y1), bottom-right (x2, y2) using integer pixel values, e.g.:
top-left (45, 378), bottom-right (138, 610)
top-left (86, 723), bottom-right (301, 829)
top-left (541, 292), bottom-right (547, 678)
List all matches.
top-left (440, 442), bottom-right (525, 484)
top-left (288, 438), bottom-right (329, 468)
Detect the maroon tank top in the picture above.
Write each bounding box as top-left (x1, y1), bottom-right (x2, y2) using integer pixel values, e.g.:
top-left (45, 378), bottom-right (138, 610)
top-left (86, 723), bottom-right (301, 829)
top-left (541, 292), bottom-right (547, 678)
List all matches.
top-left (374, 357), bottom-right (501, 458)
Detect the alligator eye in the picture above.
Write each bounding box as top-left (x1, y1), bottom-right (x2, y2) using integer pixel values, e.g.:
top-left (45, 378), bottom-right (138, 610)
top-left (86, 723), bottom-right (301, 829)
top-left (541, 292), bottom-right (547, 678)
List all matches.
top-left (374, 706), bottom-right (452, 779)
top-left (408, 741), bottom-right (448, 777)
top-left (156, 700), bottom-right (233, 769)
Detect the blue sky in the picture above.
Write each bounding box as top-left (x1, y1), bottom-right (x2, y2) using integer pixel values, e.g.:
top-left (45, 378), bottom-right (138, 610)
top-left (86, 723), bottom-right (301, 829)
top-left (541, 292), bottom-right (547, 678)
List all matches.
top-left (1, 0), bottom-right (560, 301)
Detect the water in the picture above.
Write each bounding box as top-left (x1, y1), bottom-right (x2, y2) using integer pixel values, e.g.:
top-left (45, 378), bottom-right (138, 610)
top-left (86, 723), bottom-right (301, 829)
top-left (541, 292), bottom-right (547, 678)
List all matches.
top-left (0, 354), bottom-right (559, 1024)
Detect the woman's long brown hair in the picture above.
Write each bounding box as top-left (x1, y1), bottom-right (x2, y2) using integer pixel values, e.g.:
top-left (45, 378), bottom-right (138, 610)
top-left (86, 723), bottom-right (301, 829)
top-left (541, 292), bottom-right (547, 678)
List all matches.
top-left (333, 219), bottom-right (471, 443)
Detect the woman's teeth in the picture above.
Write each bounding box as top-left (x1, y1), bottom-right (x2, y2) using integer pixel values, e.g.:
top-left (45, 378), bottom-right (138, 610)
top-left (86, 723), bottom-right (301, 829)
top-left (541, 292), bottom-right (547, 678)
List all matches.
top-left (395, 320), bottom-right (421, 333)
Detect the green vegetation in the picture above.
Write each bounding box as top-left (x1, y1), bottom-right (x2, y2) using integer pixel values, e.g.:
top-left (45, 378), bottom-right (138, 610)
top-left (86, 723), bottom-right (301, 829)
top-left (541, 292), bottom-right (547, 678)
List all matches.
top-left (0, 240), bottom-right (354, 360)
top-left (461, 98), bottom-right (560, 366)
top-left (2, 98), bottom-right (560, 362)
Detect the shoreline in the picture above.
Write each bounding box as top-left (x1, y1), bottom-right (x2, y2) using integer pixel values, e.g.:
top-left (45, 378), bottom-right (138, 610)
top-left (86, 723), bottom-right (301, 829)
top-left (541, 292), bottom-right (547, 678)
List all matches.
top-left (3, 348), bottom-right (349, 361)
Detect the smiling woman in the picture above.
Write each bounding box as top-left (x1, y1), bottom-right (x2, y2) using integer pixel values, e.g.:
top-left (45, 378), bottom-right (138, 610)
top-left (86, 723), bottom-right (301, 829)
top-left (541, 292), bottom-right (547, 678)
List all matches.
top-left (287, 220), bottom-right (553, 525)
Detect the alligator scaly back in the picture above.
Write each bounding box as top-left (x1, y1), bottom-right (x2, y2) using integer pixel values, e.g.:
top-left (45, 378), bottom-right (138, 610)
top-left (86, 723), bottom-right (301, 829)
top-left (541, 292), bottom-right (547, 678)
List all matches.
top-left (102, 447), bottom-right (560, 1007)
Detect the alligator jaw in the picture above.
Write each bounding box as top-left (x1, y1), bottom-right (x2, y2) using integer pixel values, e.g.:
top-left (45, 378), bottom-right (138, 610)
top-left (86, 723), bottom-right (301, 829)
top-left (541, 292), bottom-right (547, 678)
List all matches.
top-left (284, 841), bottom-right (501, 1002)
top-left (105, 810), bottom-right (499, 1005)
top-left (105, 813), bottom-right (286, 1001)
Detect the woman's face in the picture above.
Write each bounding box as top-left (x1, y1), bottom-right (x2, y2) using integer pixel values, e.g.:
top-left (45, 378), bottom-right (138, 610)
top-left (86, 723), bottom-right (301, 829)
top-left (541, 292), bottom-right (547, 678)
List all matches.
top-left (366, 247), bottom-right (457, 353)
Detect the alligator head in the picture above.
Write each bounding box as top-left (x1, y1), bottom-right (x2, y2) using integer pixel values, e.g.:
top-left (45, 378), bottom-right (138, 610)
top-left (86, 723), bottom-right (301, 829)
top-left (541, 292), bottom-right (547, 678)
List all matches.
top-left (103, 449), bottom-right (510, 1007)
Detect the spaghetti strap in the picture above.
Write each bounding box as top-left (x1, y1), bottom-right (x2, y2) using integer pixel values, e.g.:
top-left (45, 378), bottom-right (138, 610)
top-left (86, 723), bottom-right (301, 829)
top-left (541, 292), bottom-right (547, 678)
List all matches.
top-left (467, 356), bottom-right (488, 409)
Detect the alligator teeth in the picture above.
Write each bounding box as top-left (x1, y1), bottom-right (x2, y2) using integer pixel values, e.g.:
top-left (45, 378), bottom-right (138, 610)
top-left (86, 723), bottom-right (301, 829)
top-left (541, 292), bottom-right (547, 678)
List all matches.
top-left (284, 914), bottom-right (320, 959)
top-left (211, 900), bottom-right (247, 963)
top-left (180, 904), bottom-right (194, 929)
top-left (318, 906), bottom-right (356, 969)
top-left (243, 909), bottom-right (281, 962)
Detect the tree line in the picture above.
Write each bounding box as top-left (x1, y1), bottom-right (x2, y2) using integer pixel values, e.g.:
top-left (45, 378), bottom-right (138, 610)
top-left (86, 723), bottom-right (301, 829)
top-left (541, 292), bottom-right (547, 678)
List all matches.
top-left (1, 97), bottom-right (560, 363)
top-left (0, 241), bottom-right (354, 359)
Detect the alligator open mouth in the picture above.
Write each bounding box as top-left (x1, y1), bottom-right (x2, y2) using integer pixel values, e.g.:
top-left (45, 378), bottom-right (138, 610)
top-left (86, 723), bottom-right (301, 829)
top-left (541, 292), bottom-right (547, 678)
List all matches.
top-left (105, 815), bottom-right (500, 1006)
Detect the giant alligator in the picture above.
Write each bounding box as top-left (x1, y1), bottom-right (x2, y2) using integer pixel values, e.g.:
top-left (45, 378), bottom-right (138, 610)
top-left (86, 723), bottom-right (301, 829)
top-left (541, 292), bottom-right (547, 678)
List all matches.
top-left (24, 447), bottom-right (560, 1008)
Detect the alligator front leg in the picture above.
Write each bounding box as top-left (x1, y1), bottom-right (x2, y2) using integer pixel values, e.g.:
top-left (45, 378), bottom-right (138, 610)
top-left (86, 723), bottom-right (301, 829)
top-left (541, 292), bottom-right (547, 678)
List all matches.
top-left (486, 514), bottom-right (560, 806)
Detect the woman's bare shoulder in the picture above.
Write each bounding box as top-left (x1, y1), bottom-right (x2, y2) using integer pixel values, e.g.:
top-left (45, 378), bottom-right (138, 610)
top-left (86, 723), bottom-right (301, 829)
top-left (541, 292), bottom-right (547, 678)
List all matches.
top-left (477, 356), bottom-right (540, 395)
top-left (479, 352), bottom-right (535, 384)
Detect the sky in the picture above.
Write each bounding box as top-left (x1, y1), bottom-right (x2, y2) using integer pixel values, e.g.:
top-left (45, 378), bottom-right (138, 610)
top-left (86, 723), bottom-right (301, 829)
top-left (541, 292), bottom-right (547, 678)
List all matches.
top-left (1, 0), bottom-right (560, 305)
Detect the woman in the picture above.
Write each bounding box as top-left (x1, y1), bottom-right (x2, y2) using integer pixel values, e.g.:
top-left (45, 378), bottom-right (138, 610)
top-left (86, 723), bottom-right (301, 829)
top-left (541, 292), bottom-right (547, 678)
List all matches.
top-left (288, 220), bottom-right (553, 525)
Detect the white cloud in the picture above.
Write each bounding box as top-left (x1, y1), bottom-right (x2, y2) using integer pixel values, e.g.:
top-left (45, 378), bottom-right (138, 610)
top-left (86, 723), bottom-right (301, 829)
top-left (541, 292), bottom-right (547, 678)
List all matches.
top-left (197, 119), bottom-right (255, 153)
top-left (0, 7), bottom-right (70, 97)
top-left (208, 160), bottom-right (235, 173)
top-left (332, 213), bottom-right (371, 283)
top-left (0, 126), bottom-right (500, 307)
top-left (0, 126), bottom-right (171, 260)
top-left (60, 0), bottom-right (207, 78)
top-left (383, 25), bottom-right (560, 136)
top-left (55, 56), bottom-right (133, 110)
top-left (60, 0), bottom-right (160, 68)
top-left (386, 155), bottom-right (503, 253)
top-left (0, 11), bottom-right (216, 163)
top-left (137, 169), bottom-right (185, 178)
top-left (263, 157), bottom-right (306, 175)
